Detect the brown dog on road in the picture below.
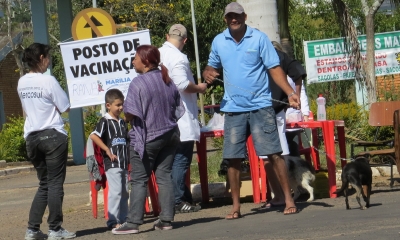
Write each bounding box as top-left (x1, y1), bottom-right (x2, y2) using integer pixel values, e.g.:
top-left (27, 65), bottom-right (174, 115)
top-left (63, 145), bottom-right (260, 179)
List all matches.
top-left (335, 157), bottom-right (372, 210)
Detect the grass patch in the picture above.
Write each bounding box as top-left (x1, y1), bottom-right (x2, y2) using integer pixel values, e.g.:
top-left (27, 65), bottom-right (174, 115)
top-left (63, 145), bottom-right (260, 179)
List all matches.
top-left (190, 150), bottom-right (226, 184)
top-left (315, 142), bottom-right (353, 170)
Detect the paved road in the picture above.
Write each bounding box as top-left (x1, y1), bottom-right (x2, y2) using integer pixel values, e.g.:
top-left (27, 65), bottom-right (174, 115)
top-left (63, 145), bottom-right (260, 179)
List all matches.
top-left (1, 165), bottom-right (400, 240)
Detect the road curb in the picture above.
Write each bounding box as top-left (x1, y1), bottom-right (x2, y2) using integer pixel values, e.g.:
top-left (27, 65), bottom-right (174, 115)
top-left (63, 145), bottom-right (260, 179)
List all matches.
top-left (0, 166), bottom-right (35, 176)
top-left (0, 159), bottom-right (76, 177)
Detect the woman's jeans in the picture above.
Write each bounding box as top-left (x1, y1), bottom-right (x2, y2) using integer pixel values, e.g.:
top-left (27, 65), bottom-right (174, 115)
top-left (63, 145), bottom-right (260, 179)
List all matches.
top-left (127, 127), bottom-right (180, 224)
top-left (26, 129), bottom-right (68, 231)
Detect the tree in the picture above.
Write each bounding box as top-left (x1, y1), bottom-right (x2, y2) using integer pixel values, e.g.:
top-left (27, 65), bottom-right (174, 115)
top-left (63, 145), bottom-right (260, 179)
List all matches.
top-left (288, 0), bottom-right (361, 105)
top-left (331, 0), bottom-right (400, 104)
top-left (237, 0), bottom-right (279, 41)
top-left (0, 0), bottom-right (31, 77)
top-left (277, 0), bottom-right (293, 58)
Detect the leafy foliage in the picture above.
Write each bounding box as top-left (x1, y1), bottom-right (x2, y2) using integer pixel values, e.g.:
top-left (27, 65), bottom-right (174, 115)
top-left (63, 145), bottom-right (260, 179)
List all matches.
top-left (0, 116), bottom-right (26, 162)
top-left (83, 107), bottom-right (101, 139)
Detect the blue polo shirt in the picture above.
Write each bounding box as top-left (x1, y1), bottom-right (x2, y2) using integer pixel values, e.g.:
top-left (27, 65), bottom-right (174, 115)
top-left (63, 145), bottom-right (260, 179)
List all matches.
top-left (207, 26), bottom-right (280, 112)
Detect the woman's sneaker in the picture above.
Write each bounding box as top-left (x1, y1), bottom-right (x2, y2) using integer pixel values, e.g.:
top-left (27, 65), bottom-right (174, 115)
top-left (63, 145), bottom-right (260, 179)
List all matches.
top-left (48, 228), bottom-right (76, 239)
top-left (153, 219), bottom-right (173, 230)
top-left (175, 201), bottom-right (201, 213)
top-left (111, 222), bottom-right (139, 235)
top-left (25, 229), bottom-right (47, 240)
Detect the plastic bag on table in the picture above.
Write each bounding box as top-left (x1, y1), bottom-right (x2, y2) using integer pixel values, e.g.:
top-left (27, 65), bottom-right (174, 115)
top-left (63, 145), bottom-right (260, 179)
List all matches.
top-left (286, 111), bottom-right (303, 123)
top-left (201, 112), bottom-right (224, 132)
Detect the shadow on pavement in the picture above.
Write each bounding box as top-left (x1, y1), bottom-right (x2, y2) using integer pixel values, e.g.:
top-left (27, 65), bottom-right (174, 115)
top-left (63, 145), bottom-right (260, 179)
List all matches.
top-left (76, 227), bottom-right (108, 237)
top-left (173, 217), bottom-right (222, 229)
top-left (247, 200), bottom-right (334, 217)
top-left (372, 186), bottom-right (400, 194)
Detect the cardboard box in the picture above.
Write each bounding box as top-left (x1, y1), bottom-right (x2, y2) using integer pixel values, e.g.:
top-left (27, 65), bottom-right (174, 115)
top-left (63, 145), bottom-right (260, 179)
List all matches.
top-left (314, 172), bottom-right (330, 199)
top-left (226, 173), bottom-right (254, 198)
top-left (239, 180), bottom-right (254, 197)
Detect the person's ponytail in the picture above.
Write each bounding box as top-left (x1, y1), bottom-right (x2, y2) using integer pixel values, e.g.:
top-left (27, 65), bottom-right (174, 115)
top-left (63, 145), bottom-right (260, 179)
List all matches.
top-left (159, 63), bottom-right (171, 84)
top-left (135, 45), bottom-right (171, 84)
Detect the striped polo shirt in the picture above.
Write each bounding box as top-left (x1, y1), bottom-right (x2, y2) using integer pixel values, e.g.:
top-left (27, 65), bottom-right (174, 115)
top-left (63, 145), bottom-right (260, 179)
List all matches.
top-left (91, 113), bottom-right (128, 171)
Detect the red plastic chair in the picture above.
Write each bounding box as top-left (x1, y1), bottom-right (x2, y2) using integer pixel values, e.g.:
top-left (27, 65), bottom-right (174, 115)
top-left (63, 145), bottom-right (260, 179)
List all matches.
top-left (90, 172), bottom-right (160, 218)
top-left (87, 144), bottom-right (161, 219)
top-left (90, 180), bottom-right (108, 219)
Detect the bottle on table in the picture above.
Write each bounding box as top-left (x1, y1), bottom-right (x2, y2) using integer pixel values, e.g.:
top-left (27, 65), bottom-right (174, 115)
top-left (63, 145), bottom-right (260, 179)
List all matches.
top-left (316, 94), bottom-right (326, 121)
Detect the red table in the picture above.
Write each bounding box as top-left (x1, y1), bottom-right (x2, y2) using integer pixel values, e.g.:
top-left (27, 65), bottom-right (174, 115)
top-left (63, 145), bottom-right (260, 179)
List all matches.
top-left (194, 120), bottom-right (346, 203)
top-left (194, 130), bottom-right (272, 204)
top-left (285, 120), bottom-right (347, 197)
top-left (244, 120), bottom-right (347, 202)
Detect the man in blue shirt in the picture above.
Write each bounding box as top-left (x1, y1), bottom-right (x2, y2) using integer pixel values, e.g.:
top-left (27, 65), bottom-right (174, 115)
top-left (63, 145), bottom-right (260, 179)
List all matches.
top-left (203, 2), bottom-right (301, 218)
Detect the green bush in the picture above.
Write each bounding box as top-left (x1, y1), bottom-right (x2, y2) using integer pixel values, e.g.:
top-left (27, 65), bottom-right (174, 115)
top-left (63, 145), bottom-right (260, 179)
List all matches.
top-left (0, 116), bottom-right (27, 162)
top-left (84, 107), bottom-right (101, 140)
top-left (309, 101), bottom-right (371, 140)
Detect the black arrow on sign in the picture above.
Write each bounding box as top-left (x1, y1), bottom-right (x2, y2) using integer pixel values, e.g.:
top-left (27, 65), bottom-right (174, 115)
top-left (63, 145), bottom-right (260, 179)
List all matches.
top-left (84, 15), bottom-right (103, 38)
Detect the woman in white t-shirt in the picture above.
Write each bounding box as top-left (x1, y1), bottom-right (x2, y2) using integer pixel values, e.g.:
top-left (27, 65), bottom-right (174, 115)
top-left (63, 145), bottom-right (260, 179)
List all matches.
top-left (18, 43), bottom-right (76, 240)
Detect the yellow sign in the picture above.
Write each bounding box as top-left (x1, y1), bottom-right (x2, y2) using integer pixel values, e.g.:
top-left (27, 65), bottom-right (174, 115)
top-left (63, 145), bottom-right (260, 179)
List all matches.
top-left (71, 8), bottom-right (116, 41)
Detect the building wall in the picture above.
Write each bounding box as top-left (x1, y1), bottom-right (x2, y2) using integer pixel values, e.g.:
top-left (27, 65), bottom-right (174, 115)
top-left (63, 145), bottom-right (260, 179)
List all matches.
top-left (0, 53), bottom-right (23, 123)
top-left (377, 74), bottom-right (400, 101)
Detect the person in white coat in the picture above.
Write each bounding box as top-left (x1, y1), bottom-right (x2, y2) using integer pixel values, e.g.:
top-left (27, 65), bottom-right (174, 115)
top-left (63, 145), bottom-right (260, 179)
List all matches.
top-left (159, 24), bottom-right (207, 213)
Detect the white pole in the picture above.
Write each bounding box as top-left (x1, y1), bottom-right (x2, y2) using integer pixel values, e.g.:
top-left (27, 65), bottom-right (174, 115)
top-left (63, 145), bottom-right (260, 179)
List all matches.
top-left (190, 0), bottom-right (205, 125)
top-left (92, 0), bottom-right (97, 8)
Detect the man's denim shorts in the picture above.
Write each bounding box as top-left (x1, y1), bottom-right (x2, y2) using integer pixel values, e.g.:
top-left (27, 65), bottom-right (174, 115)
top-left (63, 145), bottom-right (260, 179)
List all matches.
top-left (223, 106), bottom-right (282, 159)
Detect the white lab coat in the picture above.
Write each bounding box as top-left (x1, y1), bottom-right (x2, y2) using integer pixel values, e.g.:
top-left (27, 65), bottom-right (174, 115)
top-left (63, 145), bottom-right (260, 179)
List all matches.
top-left (159, 42), bottom-right (200, 142)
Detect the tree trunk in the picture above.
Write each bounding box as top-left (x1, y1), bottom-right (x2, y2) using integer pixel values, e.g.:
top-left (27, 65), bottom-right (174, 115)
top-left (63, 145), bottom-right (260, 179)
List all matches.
top-left (365, 13), bottom-right (377, 103)
top-left (5, 0), bottom-right (25, 78)
top-left (11, 51), bottom-right (24, 78)
top-left (237, 0), bottom-right (280, 41)
top-left (277, 0), bottom-right (294, 58)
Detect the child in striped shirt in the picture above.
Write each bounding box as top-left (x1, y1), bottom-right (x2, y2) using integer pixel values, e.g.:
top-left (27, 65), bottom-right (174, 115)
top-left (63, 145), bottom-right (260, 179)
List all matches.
top-left (90, 89), bottom-right (129, 230)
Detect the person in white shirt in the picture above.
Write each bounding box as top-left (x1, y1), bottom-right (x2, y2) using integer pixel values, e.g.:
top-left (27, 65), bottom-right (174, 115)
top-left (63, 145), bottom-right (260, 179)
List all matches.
top-left (260, 42), bottom-right (308, 209)
top-left (286, 77), bottom-right (311, 156)
top-left (18, 43), bottom-right (76, 240)
top-left (286, 78), bottom-right (310, 122)
top-left (159, 24), bottom-right (207, 213)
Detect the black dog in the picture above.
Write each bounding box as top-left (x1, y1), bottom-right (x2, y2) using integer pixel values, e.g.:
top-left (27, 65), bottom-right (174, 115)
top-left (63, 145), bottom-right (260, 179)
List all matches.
top-left (335, 157), bottom-right (372, 210)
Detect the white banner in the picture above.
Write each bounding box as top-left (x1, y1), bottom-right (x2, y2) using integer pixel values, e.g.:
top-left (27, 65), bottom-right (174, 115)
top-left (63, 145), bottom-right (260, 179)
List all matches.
top-left (59, 30), bottom-right (151, 108)
top-left (304, 31), bottom-right (400, 84)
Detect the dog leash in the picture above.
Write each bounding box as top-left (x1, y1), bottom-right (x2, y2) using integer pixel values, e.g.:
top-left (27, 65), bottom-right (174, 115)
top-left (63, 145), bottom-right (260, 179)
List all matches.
top-left (211, 77), bottom-right (355, 162)
top-left (213, 78), bottom-right (294, 106)
top-left (298, 128), bottom-right (355, 162)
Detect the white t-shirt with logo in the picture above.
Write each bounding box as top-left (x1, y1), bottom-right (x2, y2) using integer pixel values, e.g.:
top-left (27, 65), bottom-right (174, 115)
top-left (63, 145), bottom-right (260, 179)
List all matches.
top-left (17, 73), bottom-right (70, 138)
